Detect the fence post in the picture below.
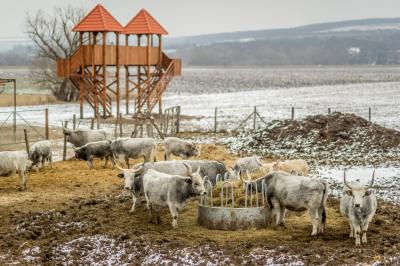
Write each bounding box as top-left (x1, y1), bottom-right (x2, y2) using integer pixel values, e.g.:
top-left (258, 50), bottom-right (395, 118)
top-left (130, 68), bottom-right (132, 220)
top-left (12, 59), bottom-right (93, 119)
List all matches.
top-left (214, 107), bottom-right (218, 133)
top-left (114, 114), bottom-right (119, 139)
top-left (328, 108), bottom-right (331, 115)
top-left (369, 107), bottom-right (371, 122)
top-left (170, 109), bottom-right (175, 135)
top-left (176, 106), bottom-right (181, 133)
top-left (24, 129), bottom-right (29, 155)
top-left (73, 114), bottom-right (76, 130)
top-left (253, 106), bottom-right (257, 130)
top-left (97, 116), bottom-right (100, 129)
top-left (291, 107), bottom-right (295, 120)
top-left (63, 121), bottom-right (68, 161)
top-left (90, 118), bottom-right (95, 129)
top-left (119, 113), bottom-right (123, 137)
top-left (45, 108), bottom-right (49, 140)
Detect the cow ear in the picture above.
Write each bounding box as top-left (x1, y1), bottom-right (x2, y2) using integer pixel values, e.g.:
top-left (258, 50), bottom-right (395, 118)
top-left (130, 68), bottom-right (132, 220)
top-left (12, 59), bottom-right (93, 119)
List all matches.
top-left (365, 190), bottom-right (371, 196)
top-left (117, 173), bottom-right (124, 178)
top-left (346, 190), bottom-right (353, 196)
top-left (185, 178), bottom-right (192, 184)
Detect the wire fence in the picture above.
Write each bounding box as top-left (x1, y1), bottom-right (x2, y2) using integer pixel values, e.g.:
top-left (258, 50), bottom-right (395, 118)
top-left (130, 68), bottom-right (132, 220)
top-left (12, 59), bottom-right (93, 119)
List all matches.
top-left (0, 109), bottom-right (49, 146)
top-left (177, 104), bottom-right (397, 133)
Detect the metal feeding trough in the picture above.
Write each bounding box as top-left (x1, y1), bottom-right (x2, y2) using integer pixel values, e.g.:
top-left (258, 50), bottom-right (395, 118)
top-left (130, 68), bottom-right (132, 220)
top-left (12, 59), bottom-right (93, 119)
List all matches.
top-left (197, 175), bottom-right (271, 230)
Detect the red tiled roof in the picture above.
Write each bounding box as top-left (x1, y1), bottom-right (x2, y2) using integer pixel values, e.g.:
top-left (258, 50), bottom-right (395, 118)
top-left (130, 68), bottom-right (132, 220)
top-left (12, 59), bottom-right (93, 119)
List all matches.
top-left (124, 9), bottom-right (168, 35)
top-left (73, 4), bottom-right (123, 32)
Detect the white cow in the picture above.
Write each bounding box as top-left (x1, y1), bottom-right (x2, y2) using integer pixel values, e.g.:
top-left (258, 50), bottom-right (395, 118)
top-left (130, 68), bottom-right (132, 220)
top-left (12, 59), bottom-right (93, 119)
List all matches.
top-left (340, 170), bottom-right (377, 246)
top-left (265, 171), bottom-right (329, 236)
top-left (0, 151), bottom-right (30, 190)
top-left (143, 163), bottom-right (206, 228)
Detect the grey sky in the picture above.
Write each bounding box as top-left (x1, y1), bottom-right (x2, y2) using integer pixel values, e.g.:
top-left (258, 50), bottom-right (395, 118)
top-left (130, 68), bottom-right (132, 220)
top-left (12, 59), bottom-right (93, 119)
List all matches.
top-left (1, 0), bottom-right (400, 38)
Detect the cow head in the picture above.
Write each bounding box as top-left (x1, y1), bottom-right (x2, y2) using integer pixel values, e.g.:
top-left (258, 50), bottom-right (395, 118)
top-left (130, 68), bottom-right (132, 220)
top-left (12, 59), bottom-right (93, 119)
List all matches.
top-left (343, 170), bottom-right (375, 209)
top-left (188, 142), bottom-right (199, 157)
top-left (116, 163), bottom-right (143, 192)
top-left (183, 162), bottom-right (206, 196)
top-left (74, 146), bottom-right (87, 160)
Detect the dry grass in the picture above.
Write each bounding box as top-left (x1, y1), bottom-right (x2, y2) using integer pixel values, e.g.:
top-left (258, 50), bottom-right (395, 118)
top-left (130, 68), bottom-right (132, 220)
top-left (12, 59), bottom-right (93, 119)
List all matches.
top-left (0, 145), bottom-right (399, 264)
top-left (0, 93), bottom-right (59, 107)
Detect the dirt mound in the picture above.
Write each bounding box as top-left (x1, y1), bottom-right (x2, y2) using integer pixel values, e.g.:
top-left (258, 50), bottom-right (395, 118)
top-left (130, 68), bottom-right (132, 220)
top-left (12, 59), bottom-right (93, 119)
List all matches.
top-left (227, 112), bottom-right (400, 166)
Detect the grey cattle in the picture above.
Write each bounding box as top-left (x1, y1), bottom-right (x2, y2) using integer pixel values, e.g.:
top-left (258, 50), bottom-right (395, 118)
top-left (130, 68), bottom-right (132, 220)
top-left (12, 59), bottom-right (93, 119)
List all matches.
top-left (265, 171), bottom-right (329, 236)
top-left (116, 160), bottom-right (227, 212)
top-left (162, 137), bottom-right (198, 160)
top-left (28, 140), bottom-right (52, 172)
top-left (111, 138), bottom-right (155, 168)
top-left (232, 156), bottom-right (263, 179)
top-left (74, 140), bottom-right (114, 169)
top-left (64, 128), bottom-right (107, 147)
top-left (0, 151), bottom-right (29, 190)
top-left (143, 164), bottom-right (206, 228)
top-left (340, 170), bottom-right (377, 246)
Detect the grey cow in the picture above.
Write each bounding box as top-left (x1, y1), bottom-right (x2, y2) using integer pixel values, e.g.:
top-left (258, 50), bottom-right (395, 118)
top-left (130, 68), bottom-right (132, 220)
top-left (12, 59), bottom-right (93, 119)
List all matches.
top-left (28, 140), bottom-right (52, 172)
top-left (111, 138), bottom-right (156, 168)
top-left (64, 128), bottom-right (107, 147)
top-left (265, 171), bottom-right (329, 236)
top-left (116, 160), bottom-right (227, 212)
top-left (74, 140), bottom-right (114, 169)
top-left (162, 137), bottom-right (198, 160)
top-left (340, 170), bottom-right (377, 246)
top-left (0, 151), bottom-right (30, 190)
top-left (232, 156), bottom-right (263, 179)
top-left (143, 163), bottom-right (206, 228)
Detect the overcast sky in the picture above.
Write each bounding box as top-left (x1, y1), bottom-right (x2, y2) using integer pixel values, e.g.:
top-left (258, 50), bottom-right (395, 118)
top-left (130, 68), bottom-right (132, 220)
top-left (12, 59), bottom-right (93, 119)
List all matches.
top-left (1, 0), bottom-right (400, 39)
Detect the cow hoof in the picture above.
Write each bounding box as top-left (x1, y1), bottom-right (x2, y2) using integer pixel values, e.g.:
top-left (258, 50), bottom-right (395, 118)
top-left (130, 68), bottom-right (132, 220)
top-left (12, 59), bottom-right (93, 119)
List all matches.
top-left (129, 210), bottom-right (135, 213)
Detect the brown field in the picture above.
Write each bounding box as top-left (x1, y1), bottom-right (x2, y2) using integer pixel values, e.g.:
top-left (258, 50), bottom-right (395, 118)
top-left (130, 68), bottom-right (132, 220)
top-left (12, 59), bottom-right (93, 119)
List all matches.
top-left (0, 145), bottom-right (399, 264)
top-left (0, 93), bottom-right (59, 107)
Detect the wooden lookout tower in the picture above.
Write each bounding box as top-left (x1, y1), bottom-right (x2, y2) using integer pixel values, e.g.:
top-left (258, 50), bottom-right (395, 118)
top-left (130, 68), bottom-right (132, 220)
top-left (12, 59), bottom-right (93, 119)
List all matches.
top-left (56, 4), bottom-right (181, 118)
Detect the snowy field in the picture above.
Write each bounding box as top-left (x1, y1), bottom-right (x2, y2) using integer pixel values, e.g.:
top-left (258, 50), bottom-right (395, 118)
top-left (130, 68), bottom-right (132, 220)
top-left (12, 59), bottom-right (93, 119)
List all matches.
top-left (0, 81), bottom-right (399, 132)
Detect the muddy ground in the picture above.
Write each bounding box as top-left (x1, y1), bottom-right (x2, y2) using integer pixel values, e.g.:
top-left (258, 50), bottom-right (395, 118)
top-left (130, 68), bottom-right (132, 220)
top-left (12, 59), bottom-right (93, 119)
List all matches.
top-left (0, 145), bottom-right (399, 265)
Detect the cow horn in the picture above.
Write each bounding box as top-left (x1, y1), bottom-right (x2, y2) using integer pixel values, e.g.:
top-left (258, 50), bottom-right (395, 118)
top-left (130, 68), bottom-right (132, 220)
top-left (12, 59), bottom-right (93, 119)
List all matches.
top-left (196, 163), bottom-right (201, 174)
top-left (115, 162), bottom-right (129, 172)
top-left (182, 162), bottom-right (193, 176)
top-left (343, 170), bottom-right (352, 189)
top-left (246, 169), bottom-right (252, 181)
top-left (369, 169), bottom-right (375, 188)
top-left (255, 156), bottom-right (263, 167)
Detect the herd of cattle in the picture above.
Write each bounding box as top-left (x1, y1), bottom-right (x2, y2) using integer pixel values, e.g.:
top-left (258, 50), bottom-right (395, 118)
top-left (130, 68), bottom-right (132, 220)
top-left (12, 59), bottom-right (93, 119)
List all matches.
top-left (0, 128), bottom-right (377, 246)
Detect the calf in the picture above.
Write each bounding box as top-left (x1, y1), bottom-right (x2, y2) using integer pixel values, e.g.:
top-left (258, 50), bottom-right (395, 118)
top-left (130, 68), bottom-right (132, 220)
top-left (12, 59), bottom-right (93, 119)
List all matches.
top-left (64, 128), bottom-right (107, 147)
top-left (74, 140), bottom-right (114, 169)
top-left (265, 171), bottom-right (329, 236)
top-left (272, 159), bottom-right (309, 176)
top-left (0, 151), bottom-right (30, 190)
top-left (340, 170), bottom-right (377, 246)
top-left (111, 138), bottom-right (156, 167)
top-left (143, 163), bottom-right (206, 228)
top-left (162, 137), bottom-right (198, 160)
top-left (232, 156), bottom-right (263, 179)
top-left (28, 140), bottom-right (52, 172)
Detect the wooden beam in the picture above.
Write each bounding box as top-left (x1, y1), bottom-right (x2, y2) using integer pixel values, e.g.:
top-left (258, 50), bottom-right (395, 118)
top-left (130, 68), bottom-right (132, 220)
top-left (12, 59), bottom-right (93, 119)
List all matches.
top-left (80, 32), bottom-right (84, 119)
top-left (102, 31), bottom-right (107, 118)
top-left (125, 34), bottom-right (129, 114)
top-left (116, 32), bottom-right (120, 116)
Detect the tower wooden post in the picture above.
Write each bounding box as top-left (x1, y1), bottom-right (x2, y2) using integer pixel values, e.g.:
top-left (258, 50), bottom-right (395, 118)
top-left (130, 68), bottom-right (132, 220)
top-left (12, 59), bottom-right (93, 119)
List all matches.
top-left (116, 32), bottom-right (120, 116)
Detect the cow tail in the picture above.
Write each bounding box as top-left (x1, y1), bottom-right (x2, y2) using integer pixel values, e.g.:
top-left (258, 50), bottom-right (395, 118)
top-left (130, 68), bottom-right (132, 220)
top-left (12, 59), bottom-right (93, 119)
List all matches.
top-left (264, 173), bottom-right (274, 209)
top-left (150, 143), bottom-right (156, 162)
top-left (321, 180), bottom-right (329, 227)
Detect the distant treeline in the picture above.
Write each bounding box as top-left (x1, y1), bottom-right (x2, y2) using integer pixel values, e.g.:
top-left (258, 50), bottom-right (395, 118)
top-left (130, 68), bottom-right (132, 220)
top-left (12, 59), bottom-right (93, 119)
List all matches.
top-left (0, 45), bottom-right (34, 66)
top-left (2, 32), bottom-right (400, 66)
top-left (171, 32), bottom-right (400, 66)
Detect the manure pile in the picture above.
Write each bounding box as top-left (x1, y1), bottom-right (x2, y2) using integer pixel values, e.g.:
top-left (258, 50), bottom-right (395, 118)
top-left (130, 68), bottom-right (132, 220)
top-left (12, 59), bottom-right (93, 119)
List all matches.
top-left (226, 112), bottom-right (400, 166)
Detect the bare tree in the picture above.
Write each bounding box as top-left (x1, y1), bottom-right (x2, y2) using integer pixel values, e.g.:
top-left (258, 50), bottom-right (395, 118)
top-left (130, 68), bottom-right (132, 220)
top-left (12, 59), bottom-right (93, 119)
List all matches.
top-left (25, 6), bottom-right (85, 101)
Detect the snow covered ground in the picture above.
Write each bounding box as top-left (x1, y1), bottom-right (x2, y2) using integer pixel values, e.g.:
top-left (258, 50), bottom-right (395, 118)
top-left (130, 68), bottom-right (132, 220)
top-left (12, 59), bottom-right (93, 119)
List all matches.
top-left (0, 81), bottom-right (399, 132)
